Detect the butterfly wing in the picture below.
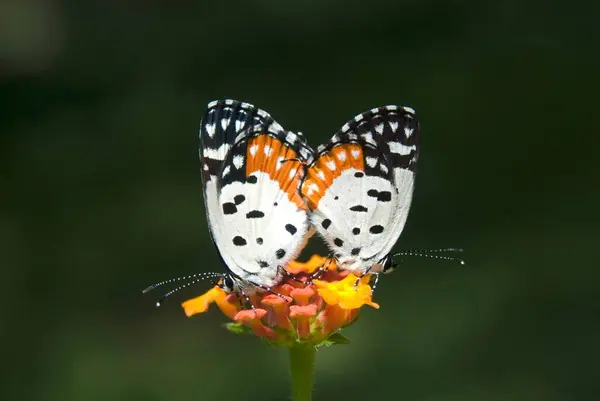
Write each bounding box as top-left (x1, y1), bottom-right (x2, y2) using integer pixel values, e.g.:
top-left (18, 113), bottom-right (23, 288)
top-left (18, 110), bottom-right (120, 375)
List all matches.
top-left (302, 106), bottom-right (419, 274)
top-left (200, 100), bottom-right (314, 291)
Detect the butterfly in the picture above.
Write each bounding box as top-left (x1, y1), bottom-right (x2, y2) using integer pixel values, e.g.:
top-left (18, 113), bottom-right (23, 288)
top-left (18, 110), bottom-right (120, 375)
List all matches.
top-left (198, 99), bottom-right (314, 297)
top-left (301, 105), bottom-right (420, 282)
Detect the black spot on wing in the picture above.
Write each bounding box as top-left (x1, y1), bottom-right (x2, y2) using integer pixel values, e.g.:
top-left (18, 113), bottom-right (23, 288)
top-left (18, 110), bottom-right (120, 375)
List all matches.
top-left (222, 203), bottom-right (237, 214)
top-left (232, 236), bottom-right (247, 246)
top-left (258, 260), bottom-right (269, 268)
top-left (377, 191), bottom-right (392, 202)
top-left (352, 227), bottom-right (361, 235)
top-left (234, 195), bottom-right (246, 205)
top-left (369, 225), bottom-right (384, 234)
top-left (246, 175), bottom-right (258, 184)
top-left (321, 219), bottom-right (331, 229)
top-left (276, 249), bottom-right (286, 259)
top-left (285, 224), bottom-right (297, 235)
top-left (350, 205), bottom-right (368, 212)
top-left (367, 189), bottom-right (379, 198)
top-left (256, 237), bottom-right (263, 245)
top-left (334, 238), bottom-right (344, 247)
top-left (246, 210), bottom-right (265, 219)
top-left (354, 172), bottom-right (364, 178)
top-left (351, 247), bottom-right (361, 256)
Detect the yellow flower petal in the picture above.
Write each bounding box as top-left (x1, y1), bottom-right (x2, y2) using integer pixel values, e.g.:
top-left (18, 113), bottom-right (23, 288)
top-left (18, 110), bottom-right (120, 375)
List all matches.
top-left (315, 282), bottom-right (341, 305)
top-left (314, 274), bottom-right (379, 310)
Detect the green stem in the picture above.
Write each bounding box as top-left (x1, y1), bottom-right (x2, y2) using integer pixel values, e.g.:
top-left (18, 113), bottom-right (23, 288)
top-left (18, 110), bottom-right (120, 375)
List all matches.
top-left (289, 345), bottom-right (316, 401)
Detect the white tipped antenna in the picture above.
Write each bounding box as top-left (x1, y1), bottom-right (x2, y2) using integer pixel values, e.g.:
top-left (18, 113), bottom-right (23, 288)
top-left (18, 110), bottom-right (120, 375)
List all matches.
top-left (393, 248), bottom-right (465, 265)
top-left (154, 274), bottom-right (223, 307)
top-left (142, 272), bottom-right (222, 294)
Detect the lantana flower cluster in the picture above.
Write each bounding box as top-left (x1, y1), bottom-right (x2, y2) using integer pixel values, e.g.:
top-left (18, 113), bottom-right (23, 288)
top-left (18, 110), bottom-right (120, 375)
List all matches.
top-left (182, 255), bottom-right (379, 347)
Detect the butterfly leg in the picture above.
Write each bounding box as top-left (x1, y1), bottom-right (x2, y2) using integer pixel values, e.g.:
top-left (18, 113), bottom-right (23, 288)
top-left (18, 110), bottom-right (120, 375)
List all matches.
top-left (248, 280), bottom-right (292, 303)
top-left (307, 254), bottom-right (336, 283)
top-left (307, 265), bottom-right (326, 282)
top-left (354, 265), bottom-right (374, 291)
top-left (280, 265), bottom-right (309, 285)
top-left (234, 284), bottom-right (256, 311)
top-left (369, 273), bottom-right (381, 294)
top-left (283, 272), bottom-right (307, 285)
top-left (235, 294), bottom-right (246, 310)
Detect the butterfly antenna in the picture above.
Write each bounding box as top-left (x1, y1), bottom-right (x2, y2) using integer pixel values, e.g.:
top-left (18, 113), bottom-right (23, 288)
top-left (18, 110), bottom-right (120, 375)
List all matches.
top-left (155, 274), bottom-right (222, 307)
top-left (393, 249), bottom-right (465, 265)
top-left (143, 272), bottom-right (222, 294)
top-left (400, 248), bottom-right (464, 254)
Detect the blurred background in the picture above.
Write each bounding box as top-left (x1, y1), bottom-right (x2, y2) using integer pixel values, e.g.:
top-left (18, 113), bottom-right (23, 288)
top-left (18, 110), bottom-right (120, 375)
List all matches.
top-left (1, 1), bottom-right (599, 400)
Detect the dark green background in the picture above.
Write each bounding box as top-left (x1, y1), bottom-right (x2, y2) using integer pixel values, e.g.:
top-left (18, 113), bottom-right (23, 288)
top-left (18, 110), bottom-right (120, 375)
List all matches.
top-left (2, 1), bottom-right (598, 400)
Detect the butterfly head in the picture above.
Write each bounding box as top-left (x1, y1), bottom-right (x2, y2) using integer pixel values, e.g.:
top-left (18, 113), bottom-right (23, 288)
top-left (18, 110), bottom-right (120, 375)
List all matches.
top-left (217, 274), bottom-right (236, 293)
top-left (380, 254), bottom-right (397, 274)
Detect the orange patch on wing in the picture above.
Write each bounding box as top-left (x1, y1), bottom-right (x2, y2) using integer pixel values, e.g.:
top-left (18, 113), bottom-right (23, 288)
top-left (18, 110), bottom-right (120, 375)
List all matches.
top-left (245, 134), bottom-right (306, 209)
top-left (303, 144), bottom-right (364, 210)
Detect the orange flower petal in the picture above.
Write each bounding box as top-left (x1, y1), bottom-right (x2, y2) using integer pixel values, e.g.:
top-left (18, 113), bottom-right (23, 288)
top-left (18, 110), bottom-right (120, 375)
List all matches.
top-left (290, 304), bottom-right (318, 338)
top-left (290, 286), bottom-right (315, 305)
top-left (285, 254), bottom-right (328, 275)
top-left (215, 293), bottom-right (242, 319)
top-left (261, 294), bottom-right (287, 307)
top-left (289, 304), bottom-right (318, 318)
top-left (234, 309), bottom-right (278, 339)
top-left (234, 308), bottom-right (267, 322)
top-left (261, 295), bottom-right (292, 330)
top-left (182, 286), bottom-right (227, 317)
top-left (277, 284), bottom-right (297, 296)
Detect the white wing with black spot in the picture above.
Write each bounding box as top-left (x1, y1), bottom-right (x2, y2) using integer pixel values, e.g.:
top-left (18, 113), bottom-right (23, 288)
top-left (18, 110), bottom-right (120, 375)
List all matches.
top-left (200, 100), bottom-right (314, 292)
top-left (302, 106), bottom-right (419, 275)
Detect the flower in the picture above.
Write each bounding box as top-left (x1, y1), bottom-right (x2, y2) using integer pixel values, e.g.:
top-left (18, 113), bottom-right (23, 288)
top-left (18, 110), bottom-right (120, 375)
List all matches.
top-left (181, 255), bottom-right (379, 347)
